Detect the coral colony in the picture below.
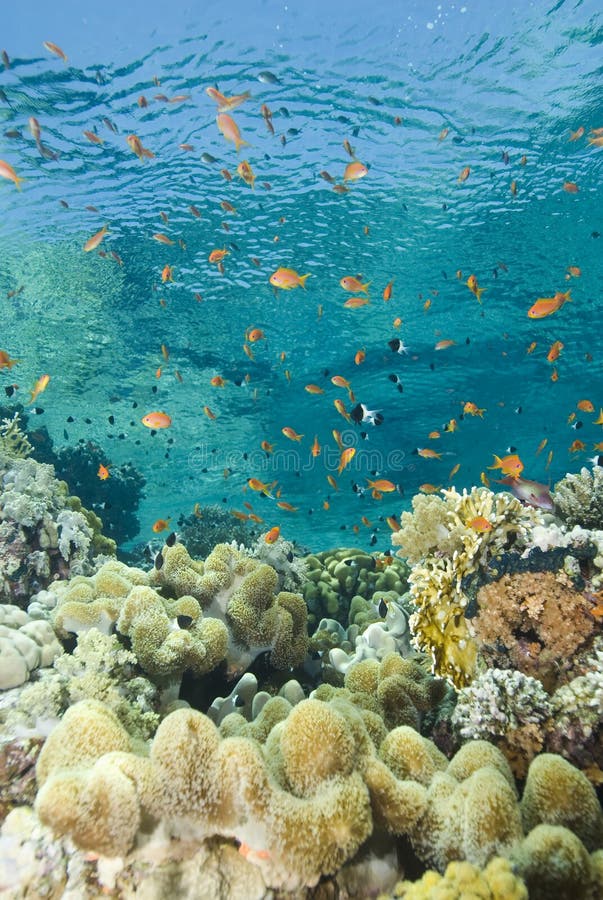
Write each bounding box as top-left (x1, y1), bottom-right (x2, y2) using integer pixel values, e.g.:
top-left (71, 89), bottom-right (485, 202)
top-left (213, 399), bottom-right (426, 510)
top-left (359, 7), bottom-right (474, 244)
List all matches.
top-left (1, 422), bottom-right (603, 897)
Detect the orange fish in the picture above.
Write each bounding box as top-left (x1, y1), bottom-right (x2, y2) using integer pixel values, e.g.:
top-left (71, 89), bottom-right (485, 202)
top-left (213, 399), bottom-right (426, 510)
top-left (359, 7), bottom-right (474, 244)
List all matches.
top-left (97, 464), bottom-right (110, 480)
top-left (276, 501), bottom-right (298, 512)
top-left (449, 462), bottom-right (461, 479)
top-left (569, 127), bottom-right (585, 141)
top-left (386, 515), bottom-right (400, 532)
top-left (595, 409), bottom-right (603, 425)
top-left (83, 130), bottom-right (103, 145)
top-left (210, 375), bottom-right (226, 387)
top-left (463, 402), bottom-right (486, 418)
top-left (488, 453), bottom-right (524, 477)
top-left (247, 478), bottom-right (276, 495)
top-left (468, 516), bottom-right (492, 533)
top-left (142, 411), bottom-right (172, 429)
top-left (29, 374), bottom-right (50, 404)
top-left (458, 166), bottom-right (470, 182)
top-left (153, 233), bottom-right (174, 245)
top-left (237, 160), bottom-right (255, 188)
top-left (333, 398), bottom-right (351, 421)
top-left (419, 484), bottom-right (441, 494)
top-left (305, 384), bottom-right (324, 395)
top-left (466, 274), bottom-right (485, 303)
top-left (343, 161), bottom-right (368, 181)
top-left (435, 339), bottom-right (455, 351)
top-left (428, 431), bottom-right (441, 440)
top-left (43, 41), bottom-right (67, 62)
top-left (126, 134), bottom-right (154, 161)
top-left (527, 291), bottom-right (571, 318)
top-left (282, 426), bottom-right (303, 441)
top-left (569, 439), bottom-right (586, 453)
top-left (189, 205), bottom-right (202, 218)
top-left (546, 341), bottom-right (564, 363)
top-left (577, 400), bottom-right (594, 412)
top-left (152, 517), bottom-right (172, 533)
top-left (216, 113), bottom-right (249, 152)
top-left (0, 159), bottom-right (24, 191)
top-left (332, 430), bottom-right (344, 449)
top-left (161, 265), bottom-right (174, 283)
top-left (366, 478), bottom-right (396, 492)
top-left (0, 351), bottom-right (20, 370)
top-left (261, 104), bottom-right (274, 134)
top-left (264, 526), bottom-right (281, 544)
top-left (563, 181), bottom-right (579, 193)
top-left (338, 447), bottom-right (356, 474)
top-left (203, 406), bottom-right (216, 420)
top-left (510, 180), bottom-right (517, 196)
top-left (417, 448), bottom-right (441, 459)
top-left (340, 276), bottom-right (370, 294)
top-left (535, 438), bottom-right (548, 455)
top-left (480, 471), bottom-right (491, 488)
top-left (566, 266), bottom-right (581, 277)
top-left (261, 440), bottom-right (275, 454)
top-left (354, 348), bottom-right (366, 365)
top-left (83, 225), bottom-right (109, 252)
top-left (269, 267), bottom-right (311, 290)
top-left (438, 127), bottom-right (449, 141)
top-left (206, 87), bottom-right (250, 112)
top-left (382, 280), bottom-right (394, 301)
top-left (209, 248), bottom-right (230, 265)
top-left (526, 341), bottom-right (537, 354)
top-left (343, 297), bottom-right (370, 308)
top-left (327, 474), bottom-right (339, 491)
top-left (311, 435), bottom-right (321, 457)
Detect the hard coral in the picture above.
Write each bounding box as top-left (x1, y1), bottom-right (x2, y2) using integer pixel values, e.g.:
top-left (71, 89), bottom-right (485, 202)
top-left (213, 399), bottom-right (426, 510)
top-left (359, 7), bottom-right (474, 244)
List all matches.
top-left (474, 570), bottom-right (596, 691)
top-left (553, 465), bottom-right (603, 530)
top-left (392, 486), bottom-right (541, 687)
top-left (387, 856), bottom-right (528, 900)
top-left (0, 605), bottom-right (62, 690)
top-left (0, 413), bottom-right (32, 459)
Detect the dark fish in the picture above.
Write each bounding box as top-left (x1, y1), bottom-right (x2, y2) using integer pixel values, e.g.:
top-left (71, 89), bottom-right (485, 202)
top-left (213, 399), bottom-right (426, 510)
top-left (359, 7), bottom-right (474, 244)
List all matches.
top-left (352, 126), bottom-right (360, 137)
top-left (378, 598), bottom-right (388, 618)
top-left (166, 531), bottom-right (177, 547)
top-left (287, 127), bottom-right (300, 136)
top-left (108, 415), bottom-right (115, 424)
top-left (154, 552), bottom-right (164, 570)
top-left (66, 415), bottom-right (74, 422)
top-left (59, 200), bottom-right (69, 208)
top-left (278, 106), bottom-right (290, 117)
top-left (103, 117), bottom-right (118, 133)
top-left (501, 151), bottom-right (510, 165)
top-left (177, 614), bottom-right (193, 629)
top-left (336, 115), bottom-right (351, 124)
top-left (451, 135), bottom-right (464, 144)
top-left (1, 50), bottom-right (9, 69)
top-left (367, 96), bottom-right (381, 105)
top-left (4, 130), bottom-right (21, 138)
top-left (4, 385), bottom-right (16, 397)
top-left (0, 89), bottom-right (9, 104)
top-left (258, 71), bottom-right (280, 84)
top-left (201, 152), bottom-right (218, 163)
top-left (234, 694), bottom-right (245, 707)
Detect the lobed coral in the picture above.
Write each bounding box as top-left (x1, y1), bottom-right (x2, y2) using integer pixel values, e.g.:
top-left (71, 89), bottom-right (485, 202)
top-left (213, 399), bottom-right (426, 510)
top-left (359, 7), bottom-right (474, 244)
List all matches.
top-left (473, 570), bottom-right (597, 691)
top-left (0, 604), bottom-right (62, 690)
top-left (392, 486), bottom-right (541, 688)
top-left (553, 465), bottom-right (603, 531)
top-left (30, 693), bottom-right (603, 893)
top-left (384, 856), bottom-right (528, 900)
top-left (302, 547), bottom-right (410, 627)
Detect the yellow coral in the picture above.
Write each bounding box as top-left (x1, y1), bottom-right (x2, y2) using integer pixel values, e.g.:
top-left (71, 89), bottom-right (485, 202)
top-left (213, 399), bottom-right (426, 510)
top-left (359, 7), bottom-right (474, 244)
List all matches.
top-left (390, 857), bottom-right (528, 899)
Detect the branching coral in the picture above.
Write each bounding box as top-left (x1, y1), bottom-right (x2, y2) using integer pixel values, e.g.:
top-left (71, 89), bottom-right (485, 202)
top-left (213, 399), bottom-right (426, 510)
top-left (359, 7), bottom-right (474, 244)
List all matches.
top-left (452, 668), bottom-right (552, 777)
top-left (553, 466), bottom-right (603, 530)
top-left (0, 413), bottom-right (32, 459)
top-left (392, 486), bottom-right (542, 687)
top-left (474, 571), bottom-right (596, 691)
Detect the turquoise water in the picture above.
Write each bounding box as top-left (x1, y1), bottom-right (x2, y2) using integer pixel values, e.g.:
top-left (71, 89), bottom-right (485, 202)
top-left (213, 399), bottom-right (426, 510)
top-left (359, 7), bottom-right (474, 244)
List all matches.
top-left (1, 0), bottom-right (602, 553)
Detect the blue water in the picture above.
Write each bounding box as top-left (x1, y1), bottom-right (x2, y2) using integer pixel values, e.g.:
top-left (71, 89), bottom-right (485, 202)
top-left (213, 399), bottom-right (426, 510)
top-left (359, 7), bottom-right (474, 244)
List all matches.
top-left (1, 0), bottom-right (602, 553)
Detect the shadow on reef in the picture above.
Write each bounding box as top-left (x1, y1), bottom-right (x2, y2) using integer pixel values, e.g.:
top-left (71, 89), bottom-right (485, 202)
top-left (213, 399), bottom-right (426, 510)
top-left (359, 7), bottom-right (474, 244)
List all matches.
top-left (0, 404), bottom-right (145, 547)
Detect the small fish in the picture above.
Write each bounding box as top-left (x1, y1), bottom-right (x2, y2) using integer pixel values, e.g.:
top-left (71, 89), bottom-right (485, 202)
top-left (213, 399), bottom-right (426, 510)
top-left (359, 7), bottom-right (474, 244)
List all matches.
top-left (466, 274), bottom-right (485, 303)
top-left (201, 152), bottom-right (218, 164)
top-left (161, 265), bottom-right (174, 283)
top-left (458, 166), bottom-right (471, 182)
top-left (527, 291), bottom-right (571, 318)
top-left (569, 439), bottom-right (586, 453)
top-left (0, 159), bottom-right (23, 190)
top-left (43, 41), bottom-right (68, 62)
top-left (343, 160), bottom-right (368, 181)
top-left (97, 464), bottom-right (110, 480)
top-left (566, 266), bottom-right (581, 277)
top-left (546, 340), bottom-right (564, 363)
top-left (152, 518), bottom-right (172, 533)
top-left (343, 297), bottom-right (370, 308)
top-left (382, 280), bottom-right (394, 302)
top-left (276, 501), bottom-right (298, 512)
top-left (248, 477), bottom-right (276, 495)
top-left (258, 71), bottom-right (280, 84)
top-left (29, 374), bottom-right (50, 404)
top-left (340, 276), bottom-right (370, 293)
top-left (305, 384), bottom-right (324, 395)
top-left (216, 113), bottom-right (249, 153)
top-left (577, 399), bottom-right (594, 412)
top-left (526, 341), bottom-right (537, 354)
top-left (563, 181), bottom-right (579, 193)
top-left (236, 159), bottom-right (255, 188)
top-left (435, 339), bottom-right (456, 351)
top-left (1, 50), bottom-right (9, 69)
top-left (497, 475), bottom-right (554, 510)
top-left (282, 426), bottom-right (303, 441)
top-left (488, 453), bottom-right (524, 478)
top-left (209, 248), bottom-right (229, 264)
top-left (142, 411), bottom-right (172, 429)
top-left (203, 406), bottom-right (217, 420)
top-left (189, 205), bottom-right (202, 218)
top-left (419, 484), bottom-right (441, 494)
top-left (388, 338), bottom-right (409, 354)
top-left (334, 398), bottom-right (351, 421)
top-left (126, 134), bottom-right (155, 161)
top-left (338, 447), bottom-right (356, 474)
top-left (261, 440), bottom-right (275, 454)
top-left (535, 438), bottom-right (548, 455)
top-left (569, 126), bottom-right (584, 141)
top-left (311, 435), bottom-right (321, 457)
top-left (449, 462), bottom-right (461, 479)
top-left (83, 225), bottom-right (109, 252)
top-left (0, 351), bottom-right (20, 370)
top-left (319, 170), bottom-right (335, 183)
top-left (264, 526), bottom-right (280, 544)
top-left (510, 180), bottom-right (517, 196)
top-left (350, 403), bottom-right (383, 426)
top-left (366, 478), bottom-right (396, 492)
top-left (270, 267), bottom-right (311, 290)
top-left (153, 233), bottom-right (174, 245)
top-left (438, 127), bottom-right (449, 141)
top-left (416, 448), bottom-right (442, 459)
top-left (465, 516), bottom-right (491, 533)
top-left (354, 348), bottom-right (366, 365)
top-left (463, 402), bottom-right (486, 417)
top-left (83, 130), bottom-right (103, 145)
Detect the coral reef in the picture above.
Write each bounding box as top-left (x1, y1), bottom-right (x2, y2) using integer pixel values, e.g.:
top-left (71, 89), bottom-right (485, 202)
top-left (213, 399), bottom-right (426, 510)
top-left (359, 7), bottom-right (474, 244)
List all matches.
top-left (0, 412), bottom-right (32, 459)
top-left (474, 570), bottom-right (596, 691)
top-left (52, 442), bottom-right (146, 546)
top-left (29, 693), bottom-right (603, 893)
top-left (2, 629), bottom-right (160, 741)
top-left (553, 465), bottom-right (603, 530)
top-left (250, 533), bottom-right (308, 593)
top-left (0, 451), bottom-right (115, 607)
top-left (547, 637), bottom-right (603, 770)
top-left (176, 505), bottom-right (261, 558)
top-left (303, 547), bottom-right (410, 628)
top-left (452, 668), bottom-right (552, 777)
top-left (383, 856), bottom-right (528, 899)
top-left (0, 604), bottom-right (62, 690)
top-left (392, 486), bottom-right (542, 687)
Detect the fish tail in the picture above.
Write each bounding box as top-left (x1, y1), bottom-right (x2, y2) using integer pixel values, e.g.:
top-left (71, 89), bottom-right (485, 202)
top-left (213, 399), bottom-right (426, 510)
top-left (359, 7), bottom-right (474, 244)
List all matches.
top-left (299, 274), bottom-right (312, 288)
top-left (487, 454), bottom-right (502, 469)
top-left (564, 290), bottom-right (572, 301)
top-left (362, 281), bottom-right (371, 293)
top-left (476, 286), bottom-right (486, 303)
top-left (235, 136), bottom-right (250, 153)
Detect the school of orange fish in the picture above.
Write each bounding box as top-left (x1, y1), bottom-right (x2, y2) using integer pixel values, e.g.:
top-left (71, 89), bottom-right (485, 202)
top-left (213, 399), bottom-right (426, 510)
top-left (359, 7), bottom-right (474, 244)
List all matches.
top-left (1, 40), bottom-right (602, 547)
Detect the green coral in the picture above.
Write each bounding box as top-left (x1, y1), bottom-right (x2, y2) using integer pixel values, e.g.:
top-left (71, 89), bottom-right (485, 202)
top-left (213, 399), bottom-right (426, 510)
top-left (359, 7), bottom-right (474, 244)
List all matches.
top-left (553, 466), bottom-right (603, 530)
top-left (0, 413), bottom-right (32, 459)
top-left (392, 486), bottom-right (542, 687)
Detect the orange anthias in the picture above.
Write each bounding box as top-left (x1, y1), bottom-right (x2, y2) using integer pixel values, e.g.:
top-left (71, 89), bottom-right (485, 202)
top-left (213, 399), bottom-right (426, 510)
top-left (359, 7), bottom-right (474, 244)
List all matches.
top-left (488, 453), bottom-right (524, 478)
top-left (527, 290), bottom-right (571, 318)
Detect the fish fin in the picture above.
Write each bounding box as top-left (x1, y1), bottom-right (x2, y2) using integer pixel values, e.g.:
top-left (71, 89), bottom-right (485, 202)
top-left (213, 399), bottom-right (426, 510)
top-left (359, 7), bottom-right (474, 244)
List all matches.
top-left (299, 273), bottom-right (312, 288)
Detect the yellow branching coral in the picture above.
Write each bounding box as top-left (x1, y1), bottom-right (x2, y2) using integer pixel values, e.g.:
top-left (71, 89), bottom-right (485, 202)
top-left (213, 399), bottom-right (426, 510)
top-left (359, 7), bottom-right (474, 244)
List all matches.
top-left (392, 487), bottom-right (542, 687)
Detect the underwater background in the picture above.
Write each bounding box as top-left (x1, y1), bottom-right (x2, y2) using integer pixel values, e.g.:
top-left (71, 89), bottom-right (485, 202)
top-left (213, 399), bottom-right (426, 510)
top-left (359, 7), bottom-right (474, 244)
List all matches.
top-left (1, 0), bottom-right (602, 555)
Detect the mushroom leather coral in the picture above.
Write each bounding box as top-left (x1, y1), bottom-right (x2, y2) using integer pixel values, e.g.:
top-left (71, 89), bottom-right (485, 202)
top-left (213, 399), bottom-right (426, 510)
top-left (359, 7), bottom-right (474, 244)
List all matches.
top-left (35, 697), bottom-right (603, 892)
